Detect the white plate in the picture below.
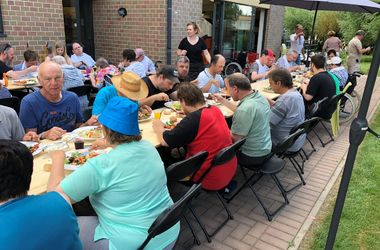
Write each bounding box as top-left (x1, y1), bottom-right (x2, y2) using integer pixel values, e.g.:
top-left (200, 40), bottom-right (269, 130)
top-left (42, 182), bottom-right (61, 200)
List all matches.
top-left (64, 149), bottom-right (106, 170)
top-left (44, 141), bottom-right (69, 152)
top-left (20, 141), bottom-right (45, 156)
top-left (138, 112), bottom-right (153, 123)
top-left (72, 126), bottom-right (103, 141)
top-left (164, 101), bottom-right (182, 111)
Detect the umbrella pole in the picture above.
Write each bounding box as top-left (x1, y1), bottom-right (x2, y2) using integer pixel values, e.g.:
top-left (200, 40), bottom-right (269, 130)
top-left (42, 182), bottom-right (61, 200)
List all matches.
top-left (306, 2), bottom-right (319, 64)
top-left (325, 31), bottom-right (380, 250)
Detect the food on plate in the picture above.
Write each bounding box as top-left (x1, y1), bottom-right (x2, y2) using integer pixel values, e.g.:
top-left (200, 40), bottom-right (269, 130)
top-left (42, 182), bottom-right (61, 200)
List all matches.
top-left (14, 79), bottom-right (28, 84)
top-left (164, 121), bottom-right (177, 130)
top-left (169, 115), bottom-right (177, 123)
top-left (28, 144), bottom-right (39, 154)
top-left (163, 109), bottom-right (172, 115)
top-left (79, 127), bottom-right (103, 139)
top-left (138, 110), bottom-right (151, 120)
top-left (263, 86), bottom-right (274, 93)
top-left (206, 94), bottom-right (213, 100)
top-left (171, 102), bottom-right (181, 111)
top-left (65, 151), bottom-right (100, 166)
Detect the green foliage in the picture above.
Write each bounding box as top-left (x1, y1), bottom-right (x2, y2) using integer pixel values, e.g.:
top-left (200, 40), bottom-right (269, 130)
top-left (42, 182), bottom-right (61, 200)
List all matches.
top-left (284, 8), bottom-right (314, 38)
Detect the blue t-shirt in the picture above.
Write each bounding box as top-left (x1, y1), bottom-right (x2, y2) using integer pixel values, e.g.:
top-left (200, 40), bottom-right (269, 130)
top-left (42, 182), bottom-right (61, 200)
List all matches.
top-left (20, 90), bottom-right (83, 134)
top-left (124, 62), bottom-right (147, 78)
top-left (71, 53), bottom-right (96, 68)
top-left (61, 140), bottom-right (179, 250)
top-left (92, 86), bottom-right (118, 115)
top-left (197, 68), bottom-right (224, 93)
top-left (0, 192), bottom-right (82, 250)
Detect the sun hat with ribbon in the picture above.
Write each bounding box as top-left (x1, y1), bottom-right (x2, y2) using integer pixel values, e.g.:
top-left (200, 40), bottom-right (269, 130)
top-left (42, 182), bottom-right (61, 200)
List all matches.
top-left (111, 71), bottom-right (148, 100)
top-left (98, 96), bottom-right (140, 135)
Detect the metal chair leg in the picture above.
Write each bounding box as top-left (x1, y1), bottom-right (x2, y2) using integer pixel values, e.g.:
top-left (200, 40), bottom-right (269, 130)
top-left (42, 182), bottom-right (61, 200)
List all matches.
top-left (189, 205), bottom-right (212, 243)
top-left (183, 214), bottom-right (201, 246)
top-left (270, 174), bottom-right (289, 204)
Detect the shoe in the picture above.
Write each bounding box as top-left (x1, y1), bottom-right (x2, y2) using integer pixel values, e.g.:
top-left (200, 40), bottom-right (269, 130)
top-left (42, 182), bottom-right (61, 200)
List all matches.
top-left (219, 180), bottom-right (238, 195)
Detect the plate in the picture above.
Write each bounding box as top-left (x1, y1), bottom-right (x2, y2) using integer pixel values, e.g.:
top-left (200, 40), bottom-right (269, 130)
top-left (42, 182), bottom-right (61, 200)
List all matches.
top-left (138, 112), bottom-right (153, 123)
top-left (164, 101), bottom-right (182, 111)
top-left (13, 78), bottom-right (38, 86)
top-left (72, 126), bottom-right (104, 141)
top-left (64, 149), bottom-right (106, 170)
top-left (20, 141), bottom-right (45, 156)
top-left (44, 141), bottom-right (69, 152)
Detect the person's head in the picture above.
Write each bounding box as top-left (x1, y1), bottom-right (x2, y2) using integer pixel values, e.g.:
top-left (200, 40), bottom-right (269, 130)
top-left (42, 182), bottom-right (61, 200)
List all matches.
top-left (54, 41), bottom-right (68, 57)
top-left (295, 24), bottom-right (304, 34)
top-left (260, 48), bottom-right (275, 65)
top-left (186, 22), bottom-right (200, 37)
top-left (177, 83), bottom-right (205, 114)
top-left (98, 96), bottom-right (142, 145)
top-left (23, 50), bottom-right (38, 68)
top-left (122, 49), bottom-right (137, 66)
top-left (326, 56), bottom-right (342, 69)
top-left (155, 65), bottom-right (180, 91)
top-left (209, 54), bottom-right (226, 75)
top-left (95, 57), bottom-right (109, 69)
top-left (51, 55), bottom-right (67, 65)
top-left (268, 69), bottom-right (293, 93)
top-left (310, 54), bottom-right (326, 72)
top-left (72, 42), bottom-right (83, 56)
top-left (135, 48), bottom-right (145, 62)
top-left (175, 56), bottom-right (190, 78)
top-left (0, 43), bottom-right (14, 64)
top-left (0, 140), bottom-right (34, 203)
top-left (327, 49), bottom-right (337, 60)
top-left (286, 50), bottom-right (298, 62)
top-left (38, 61), bottom-right (64, 100)
top-left (225, 73), bottom-right (252, 101)
top-left (111, 71), bottom-right (148, 100)
top-left (327, 30), bottom-right (335, 37)
top-left (356, 30), bottom-right (366, 40)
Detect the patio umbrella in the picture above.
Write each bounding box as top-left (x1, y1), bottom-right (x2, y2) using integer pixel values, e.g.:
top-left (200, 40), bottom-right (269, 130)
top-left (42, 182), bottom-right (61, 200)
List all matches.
top-left (260, 1), bottom-right (380, 250)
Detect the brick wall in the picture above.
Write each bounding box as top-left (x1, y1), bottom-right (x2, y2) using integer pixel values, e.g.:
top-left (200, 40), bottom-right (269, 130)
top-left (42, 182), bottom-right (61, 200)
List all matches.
top-left (92, 0), bottom-right (167, 66)
top-left (264, 5), bottom-right (284, 58)
top-left (0, 0), bottom-right (65, 64)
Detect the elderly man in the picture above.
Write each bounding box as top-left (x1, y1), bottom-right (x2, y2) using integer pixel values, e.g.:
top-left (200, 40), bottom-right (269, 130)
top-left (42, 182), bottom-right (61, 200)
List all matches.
top-left (347, 30), bottom-right (371, 74)
top-left (214, 73), bottom-right (272, 166)
top-left (327, 56), bottom-right (348, 89)
top-left (196, 54), bottom-right (225, 93)
top-left (70, 42), bottom-right (95, 69)
top-left (135, 48), bottom-right (156, 75)
top-left (119, 49), bottom-right (146, 78)
top-left (276, 50), bottom-right (300, 72)
top-left (19, 61), bottom-right (96, 140)
top-left (290, 24), bottom-right (305, 65)
top-left (250, 49), bottom-right (276, 82)
top-left (176, 55), bottom-right (191, 82)
top-left (0, 43), bottom-right (38, 80)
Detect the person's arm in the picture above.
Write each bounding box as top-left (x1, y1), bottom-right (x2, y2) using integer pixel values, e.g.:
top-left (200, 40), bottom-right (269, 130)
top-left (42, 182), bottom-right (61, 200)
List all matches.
top-left (203, 49), bottom-right (211, 64)
top-left (28, 127), bottom-right (67, 141)
top-left (300, 82), bottom-right (313, 101)
top-left (22, 131), bottom-right (39, 142)
top-left (322, 40), bottom-right (328, 53)
top-left (212, 94), bottom-right (237, 112)
top-left (251, 70), bottom-right (269, 82)
top-left (176, 49), bottom-right (187, 56)
top-left (152, 119), bottom-right (168, 146)
top-left (200, 79), bottom-right (219, 93)
top-left (138, 93), bottom-right (169, 107)
top-left (6, 65), bottom-right (38, 79)
top-left (231, 133), bottom-right (244, 143)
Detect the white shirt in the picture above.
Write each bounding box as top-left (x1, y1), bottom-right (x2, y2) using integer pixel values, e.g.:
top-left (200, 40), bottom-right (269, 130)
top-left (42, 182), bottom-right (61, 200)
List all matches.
top-left (290, 33), bottom-right (305, 54)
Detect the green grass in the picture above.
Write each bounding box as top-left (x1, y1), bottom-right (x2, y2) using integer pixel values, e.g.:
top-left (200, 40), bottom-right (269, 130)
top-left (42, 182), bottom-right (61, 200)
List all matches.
top-left (360, 55), bottom-right (380, 76)
top-left (308, 109), bottom-right (380, 249)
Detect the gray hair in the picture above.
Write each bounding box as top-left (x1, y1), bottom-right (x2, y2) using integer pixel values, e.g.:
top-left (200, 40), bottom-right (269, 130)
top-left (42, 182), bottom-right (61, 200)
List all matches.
top-left (51, 55), bottom-right (67, 65)
top-left (287, 49), bottom-right (298, 56)
top-left (226, 73), bottom-right (251, 91)
top-left (176, 56), bottom-right (190, 65)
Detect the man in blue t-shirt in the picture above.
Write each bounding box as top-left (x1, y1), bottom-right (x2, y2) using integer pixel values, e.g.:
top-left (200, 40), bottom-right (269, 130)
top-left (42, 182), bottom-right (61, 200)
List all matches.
top-left (0, 140), bottom-right (82, 250)
top-left (19, 61), bottom-right (97, 140)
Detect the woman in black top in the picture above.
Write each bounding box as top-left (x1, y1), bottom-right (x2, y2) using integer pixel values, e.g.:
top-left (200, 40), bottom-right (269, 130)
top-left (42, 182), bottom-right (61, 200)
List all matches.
top-left (177, 22), bottom-right (211, 80)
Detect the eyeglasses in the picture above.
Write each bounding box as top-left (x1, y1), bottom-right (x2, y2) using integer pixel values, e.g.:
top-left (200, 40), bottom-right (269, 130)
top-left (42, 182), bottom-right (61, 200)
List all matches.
top-left (73, 46), bottom-right (82, 50)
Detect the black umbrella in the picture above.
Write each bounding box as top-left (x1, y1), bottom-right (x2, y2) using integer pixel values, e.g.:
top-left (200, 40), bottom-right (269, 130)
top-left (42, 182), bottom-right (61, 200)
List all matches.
top-left (260, 1), bottom-right (380, 249)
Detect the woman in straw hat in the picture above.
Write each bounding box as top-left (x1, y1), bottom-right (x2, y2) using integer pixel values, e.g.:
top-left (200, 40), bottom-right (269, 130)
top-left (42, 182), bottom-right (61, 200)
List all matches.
top-left (48, 96), bottom-right (179, 250)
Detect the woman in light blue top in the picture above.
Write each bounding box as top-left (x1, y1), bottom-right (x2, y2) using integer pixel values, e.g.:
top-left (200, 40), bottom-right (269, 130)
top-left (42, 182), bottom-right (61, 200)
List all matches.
top-left (47, 96), bottom-right (179, 250)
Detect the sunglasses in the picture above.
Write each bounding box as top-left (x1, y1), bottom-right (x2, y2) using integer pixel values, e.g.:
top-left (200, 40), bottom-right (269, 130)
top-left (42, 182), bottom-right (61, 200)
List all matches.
top-left (0, 43), bottom-right (11, 53)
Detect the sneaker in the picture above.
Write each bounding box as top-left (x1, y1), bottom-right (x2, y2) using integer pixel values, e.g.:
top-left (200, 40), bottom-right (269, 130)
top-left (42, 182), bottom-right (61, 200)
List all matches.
top-left (219, 180), bottom-right (238, 195)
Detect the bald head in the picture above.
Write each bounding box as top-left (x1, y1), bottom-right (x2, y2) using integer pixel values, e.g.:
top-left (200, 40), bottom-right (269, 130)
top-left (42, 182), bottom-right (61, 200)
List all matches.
top-left (226, 73), bottom-right (251, 90)
top-left (38, 61), bottom-right (62, 78)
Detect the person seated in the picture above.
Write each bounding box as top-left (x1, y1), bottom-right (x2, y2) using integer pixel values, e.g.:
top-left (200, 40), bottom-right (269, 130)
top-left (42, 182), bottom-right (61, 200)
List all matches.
top-left (0, 43), bottom-right (38, 80)
top-left (276, 49), bottom-right (300, 72)
top-left (135, 48), bottom-right (156, 75)
top-left (46, 41), bottom-right (72, 65)
top-left (70, 42), bottom-right (95, 69)
top-left (139, 65), bottom-right (179, 110)
top-left (19, 61), bottom-right (97, 141)
top-left (0, 105), bottom-right (38, 141)
top-left (214, 73), bottom-right (272, 166)
top-left (196, 54), bottom-right (225, 93)
top-left (13, 50), bottom-right (39, 76)
top-left (327, 56), bottom-right (348, 90)
top-left (267, 69), bottom-right (306, 152)
top-left (0, 85), bottom-right (12, 99)
top-left (51, 55), bottom-right (89, 112)
top-left (0, 140), bottom-right (82, 249)
top-left (152, 83), bottom-right (237, 190)
top-left (250, 49), bottom-right (277, 82)
top-left (48, 97), bottom-right (179, 250)
top-left (176, 55), bottom-right (191, 83)
top-left (300, 54), bottom-right (337, 119)
top-left (326, 49), bottom-right (337, 60)
top-left (90, 57), bottom-right (119, 89)
top-left (119, 49), bottom-right (146, 78)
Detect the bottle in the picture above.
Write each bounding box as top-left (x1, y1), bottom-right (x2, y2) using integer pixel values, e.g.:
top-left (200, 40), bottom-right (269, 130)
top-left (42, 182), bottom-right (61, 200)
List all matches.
top-left (3, 73), bottom-right (8, 87)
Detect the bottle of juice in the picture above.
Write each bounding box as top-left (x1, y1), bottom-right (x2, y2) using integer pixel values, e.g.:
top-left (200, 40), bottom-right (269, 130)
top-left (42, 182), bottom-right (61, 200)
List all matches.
top-left (3, 73), bottom-right (8, 87)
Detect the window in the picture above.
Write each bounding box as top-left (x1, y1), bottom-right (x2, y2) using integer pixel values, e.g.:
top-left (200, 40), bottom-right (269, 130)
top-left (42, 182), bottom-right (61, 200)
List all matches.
top-left (0, 6), bottom-right (5, 37)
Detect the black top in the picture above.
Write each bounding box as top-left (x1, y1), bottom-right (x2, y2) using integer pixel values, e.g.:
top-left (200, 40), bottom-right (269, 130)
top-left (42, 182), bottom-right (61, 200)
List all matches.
top-left (0, 60), bottom-right (12, 80)
top-left (178, 37), bottom-right (207, 65)
top-left (142, 76), bottom-right (175, 110)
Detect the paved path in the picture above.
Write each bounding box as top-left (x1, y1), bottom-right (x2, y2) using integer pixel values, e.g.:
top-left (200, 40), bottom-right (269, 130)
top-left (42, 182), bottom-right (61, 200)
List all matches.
top-left (176, 75), bottom-right (380, 250)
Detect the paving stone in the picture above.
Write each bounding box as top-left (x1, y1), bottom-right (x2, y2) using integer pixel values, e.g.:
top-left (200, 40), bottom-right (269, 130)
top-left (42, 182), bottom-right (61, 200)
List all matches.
top-left (230, 223), bottom-right (251, 240)
top-left (224, 236), bottom-right (251, 250)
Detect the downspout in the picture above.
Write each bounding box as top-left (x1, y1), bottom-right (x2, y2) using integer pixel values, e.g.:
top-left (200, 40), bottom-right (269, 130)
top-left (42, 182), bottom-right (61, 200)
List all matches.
top-left (166, 0), bottom-right (172, 65)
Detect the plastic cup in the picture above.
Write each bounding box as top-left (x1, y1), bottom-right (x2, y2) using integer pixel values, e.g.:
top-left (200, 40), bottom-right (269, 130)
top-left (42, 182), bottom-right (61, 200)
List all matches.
top-left (74, 139), bottom-right (84, 150)
top-left (154, 111), bottom-right (161, 119)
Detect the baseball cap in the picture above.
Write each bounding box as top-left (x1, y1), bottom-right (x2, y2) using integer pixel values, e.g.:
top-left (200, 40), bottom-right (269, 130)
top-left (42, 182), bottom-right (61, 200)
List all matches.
top-left (262, 48), bottom-right (275, 60)
top-left (327, 56), bottom-right (342, 65)
top-left (159, 65), bottom-right (180, 84)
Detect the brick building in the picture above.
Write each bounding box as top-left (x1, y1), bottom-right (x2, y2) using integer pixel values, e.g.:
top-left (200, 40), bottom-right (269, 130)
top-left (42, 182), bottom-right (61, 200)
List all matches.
top-left (0, 0), bottom-right (284, 66)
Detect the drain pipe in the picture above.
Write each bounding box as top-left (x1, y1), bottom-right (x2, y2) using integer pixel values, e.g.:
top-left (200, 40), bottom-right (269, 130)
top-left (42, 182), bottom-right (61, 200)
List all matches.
top-left (166, 0), bottom-right (172, 65)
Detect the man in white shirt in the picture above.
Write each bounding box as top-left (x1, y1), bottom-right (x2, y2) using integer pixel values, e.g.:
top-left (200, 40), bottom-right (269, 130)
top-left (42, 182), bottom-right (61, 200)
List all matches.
top-left (196, 54), bottom-right (225, 93)
top-left (135, 48), bottom-right (156, 75)
top-left (70, 42), bottom-right (95, 69)
top-left (290, 24), bottom-right (305, 65)
top-left (276, 50), bottom-right (300, 72)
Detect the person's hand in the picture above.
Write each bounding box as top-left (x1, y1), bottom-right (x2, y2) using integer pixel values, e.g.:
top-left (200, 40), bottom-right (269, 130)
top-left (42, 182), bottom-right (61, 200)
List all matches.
top-left (155, 93), bottom-right (169, 102)
top-left (23, 131), bottom-right (39, 142)
top-left (152, 119), bottom-right (165, 133)
top-left (366, 47), bottom-right (371, 53)
top-left (140, 105), bottom-right (152, 114)
top-left (211, 79), bottom-right (220, 88)
top-left (90, 138), bottom-right (108, 150)
top-left (212, 93), bottom-right (225, 103)
top-left (180, 50), bottom-right (187, 56)
top-left (28, 65), bottom-right (39, 72)
top-left (118, 62), bottom-right (125, 68)
top-left (43, 127), bottom-right (66, 140)
top-left (84, 115), bottom-right (99, 126)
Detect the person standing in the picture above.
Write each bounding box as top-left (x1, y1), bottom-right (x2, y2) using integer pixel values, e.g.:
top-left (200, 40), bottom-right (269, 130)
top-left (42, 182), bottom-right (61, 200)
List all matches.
top-left (290, 24), bottom-right (305, 65)
top-left (177, 22), bottom-right (211, 80)
top-left (322, 31), bottom-right (342, 55)
top-left (347, 30), bottom-right (371, 74)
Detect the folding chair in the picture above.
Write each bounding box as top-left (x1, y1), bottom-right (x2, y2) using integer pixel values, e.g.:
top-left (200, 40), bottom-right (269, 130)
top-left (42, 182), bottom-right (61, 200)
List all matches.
top-left (137, 184), bottom-right (202, 250)
top-left (0, 96), bottom-right (20, 114)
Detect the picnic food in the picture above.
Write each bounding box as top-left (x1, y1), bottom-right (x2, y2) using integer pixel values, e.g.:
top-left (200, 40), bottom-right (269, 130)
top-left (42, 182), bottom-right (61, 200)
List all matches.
top-left (263, 86), bottom-right (274, 93)
top-left (65, 151), bottom-right (100, 166)
top-left (163, 109), bottom-right (172, 115)
top-left (138, 110), bottom-right (151, 120)
top-left (169, 115), bottom-right (177, 123)
top-left (79, 127), bottom-right (103, 139)
top-left (28, 144), bottom-right (39, 154)
top-left (164, 121), bottom-right (177, 130)
top-left (171, 101), bottom-right (181, 111)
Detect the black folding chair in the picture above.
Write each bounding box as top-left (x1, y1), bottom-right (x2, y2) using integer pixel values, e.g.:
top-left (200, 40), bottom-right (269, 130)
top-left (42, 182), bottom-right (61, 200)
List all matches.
top-left (0, 96), bottom-right (20, 114)
top-left (137, 184), bottom-right (202, 250)
top-left (67, 85), bottom-right (92, 99)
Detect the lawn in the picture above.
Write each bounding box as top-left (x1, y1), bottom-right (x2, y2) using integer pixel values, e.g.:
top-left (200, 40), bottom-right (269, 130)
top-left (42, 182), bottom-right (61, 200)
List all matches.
top-left (305, 108), bottom-right (380, 249)
top-left (360, 55), bottom-right (380, 76)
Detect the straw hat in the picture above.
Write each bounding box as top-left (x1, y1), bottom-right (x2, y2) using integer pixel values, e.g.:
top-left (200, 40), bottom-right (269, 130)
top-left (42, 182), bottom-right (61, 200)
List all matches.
top-left (111, 71), bottom-right (148, 100)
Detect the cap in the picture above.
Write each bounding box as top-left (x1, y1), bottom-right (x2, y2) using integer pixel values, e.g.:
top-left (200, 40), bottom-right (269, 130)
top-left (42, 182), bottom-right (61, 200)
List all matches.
top-left (159, 65), bottom-right (180, 84)
top-left (327, 56), bottom-right (342, 65)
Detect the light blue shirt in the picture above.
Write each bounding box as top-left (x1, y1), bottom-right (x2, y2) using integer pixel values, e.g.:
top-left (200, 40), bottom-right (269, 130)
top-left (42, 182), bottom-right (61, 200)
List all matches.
top-left (61, 140), bottom-right (180, 250)
top-left (71, 53), bottom-right (96, 68)
top-left (197, 68), bottom-right (224, 93)
top-left (277, 55), bottom-right (297, 70)
top-left (140, 56), bottom-right (156, 74)
top-left (124, 62), bottom-right (146, 78)
top-left (61, 65), bottom-right (88, 112)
